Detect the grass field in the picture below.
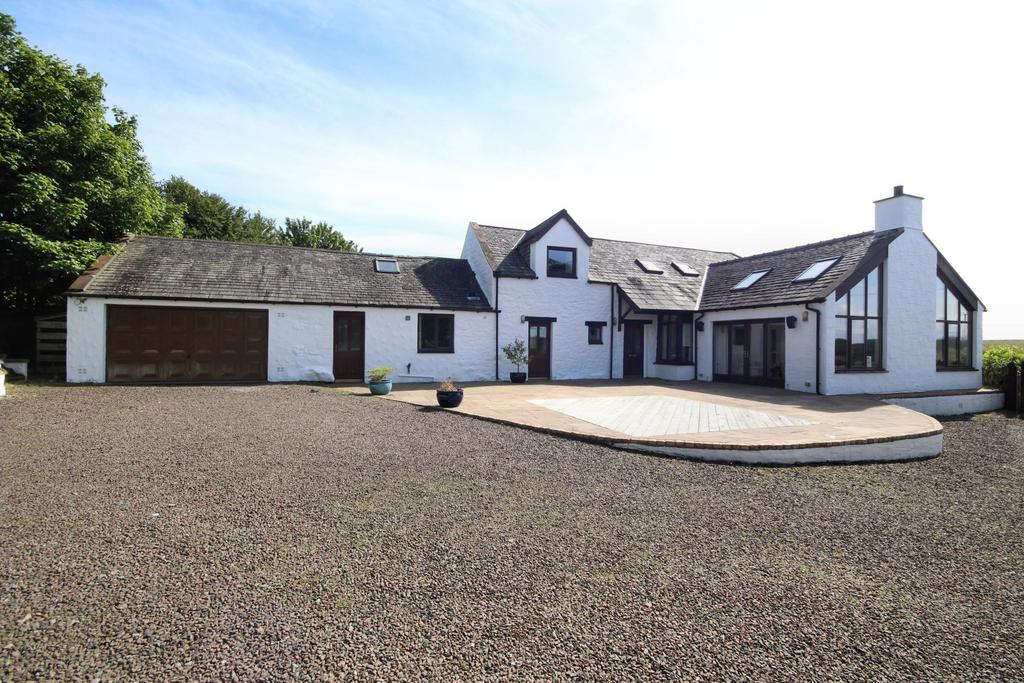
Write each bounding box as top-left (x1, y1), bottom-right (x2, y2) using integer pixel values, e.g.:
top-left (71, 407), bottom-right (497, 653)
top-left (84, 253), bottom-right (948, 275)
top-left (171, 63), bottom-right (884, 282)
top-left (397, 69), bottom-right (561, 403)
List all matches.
top-left (985, 339), bottom-right (1024, 351)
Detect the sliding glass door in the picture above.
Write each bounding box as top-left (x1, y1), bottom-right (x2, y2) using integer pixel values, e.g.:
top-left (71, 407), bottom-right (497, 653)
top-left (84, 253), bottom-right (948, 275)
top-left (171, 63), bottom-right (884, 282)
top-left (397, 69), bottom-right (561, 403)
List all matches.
top-left (712, 319), bottom-right (786, 387)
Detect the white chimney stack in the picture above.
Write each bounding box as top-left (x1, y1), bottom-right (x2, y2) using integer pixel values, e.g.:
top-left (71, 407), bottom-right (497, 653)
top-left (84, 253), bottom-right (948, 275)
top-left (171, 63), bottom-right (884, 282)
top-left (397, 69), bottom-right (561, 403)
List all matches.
top-left (874, 185), bottom-right (923, 231)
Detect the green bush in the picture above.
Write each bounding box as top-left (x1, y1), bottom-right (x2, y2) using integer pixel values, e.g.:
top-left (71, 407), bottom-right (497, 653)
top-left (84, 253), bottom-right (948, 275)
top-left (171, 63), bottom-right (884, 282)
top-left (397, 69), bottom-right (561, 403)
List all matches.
top-left (982, 346), bottom-right (1024, 387)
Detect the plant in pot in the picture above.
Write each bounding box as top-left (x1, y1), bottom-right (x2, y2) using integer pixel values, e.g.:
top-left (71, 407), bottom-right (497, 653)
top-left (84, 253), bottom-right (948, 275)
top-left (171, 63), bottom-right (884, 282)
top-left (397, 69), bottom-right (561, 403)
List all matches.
top-left (436, 377), bottom-right (464, 408)
top-left (503, 337), bottom-right (528, 383)
top-left (367, 366), bottom-right (394, 395)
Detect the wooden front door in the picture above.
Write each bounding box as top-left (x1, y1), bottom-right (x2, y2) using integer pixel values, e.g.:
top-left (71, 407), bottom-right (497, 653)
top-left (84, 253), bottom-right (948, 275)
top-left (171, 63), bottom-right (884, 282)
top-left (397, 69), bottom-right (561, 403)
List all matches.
top-left (623, 321), bottom-right (645, 378)
top-left (527, 320), bottom-right (551, 379)
top-left (333, 312), bottom-right (365, 381)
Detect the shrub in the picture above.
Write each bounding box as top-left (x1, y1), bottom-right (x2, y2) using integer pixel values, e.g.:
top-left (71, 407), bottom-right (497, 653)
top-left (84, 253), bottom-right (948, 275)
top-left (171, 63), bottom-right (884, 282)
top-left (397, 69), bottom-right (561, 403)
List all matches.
top-left (367, 366), bottom-right (393, 383)
top-left (502, 337), bottom-right (528, 372)
top-left (982, 346), bottom-right (1024, 387)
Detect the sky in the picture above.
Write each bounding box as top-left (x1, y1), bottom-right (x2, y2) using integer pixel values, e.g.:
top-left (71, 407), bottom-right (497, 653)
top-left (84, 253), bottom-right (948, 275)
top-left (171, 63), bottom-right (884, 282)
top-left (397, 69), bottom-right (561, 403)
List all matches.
top-left (7, 0), bottom-right (1024, 338)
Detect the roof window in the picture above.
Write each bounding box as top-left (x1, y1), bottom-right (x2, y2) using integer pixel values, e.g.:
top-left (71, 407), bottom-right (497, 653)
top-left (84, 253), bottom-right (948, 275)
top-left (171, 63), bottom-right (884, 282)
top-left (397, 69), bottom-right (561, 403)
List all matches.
top-left (732, 270), bottom-right (769, 290)
top-left (672, 261), bottom-right (699, 276)
top-left (635, 259), bottom-right (664, 274)
top-left (374, 258), bottom-right (399, 273)
top-left (793, 257), bottom-right (840, 283)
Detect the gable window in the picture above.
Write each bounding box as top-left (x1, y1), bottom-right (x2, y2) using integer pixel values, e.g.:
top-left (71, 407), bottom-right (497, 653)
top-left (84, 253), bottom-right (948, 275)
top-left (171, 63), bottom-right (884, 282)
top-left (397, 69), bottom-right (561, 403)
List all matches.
top-left (732, 270), bottom-right (769, 290)
top-left (586, 321), bottom-right (606, 345)
top-left (936, 275), bottom-right (973, 369)
top-left (374, 258), bottom-right (399, 273)
top-left (793, 257), bottom-right (840, 283)
top-left (418, 313), bottom-right (454, 353)
top-left (547, 247), bottom-right (577, 278)
top-left (656, 313), bottom-right (693, 364)
top-left (835, 265), bottom-right (882, 371)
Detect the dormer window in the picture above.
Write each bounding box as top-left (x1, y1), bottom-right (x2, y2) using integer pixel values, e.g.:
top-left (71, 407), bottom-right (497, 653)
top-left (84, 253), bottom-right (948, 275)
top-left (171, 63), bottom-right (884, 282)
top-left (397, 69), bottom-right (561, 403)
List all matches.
top-left (635, 259), bottom-right (664, 274)
top-left (793, 257), bottom-right (840, 283)
top-left (547, 247), bottom-right (577, 278)
top-left (732, 270), bottom-right (769, 290)
top-left (672, 262), bottom-right (699, 276)
top-left (374, 258), bottom-right (399, 273)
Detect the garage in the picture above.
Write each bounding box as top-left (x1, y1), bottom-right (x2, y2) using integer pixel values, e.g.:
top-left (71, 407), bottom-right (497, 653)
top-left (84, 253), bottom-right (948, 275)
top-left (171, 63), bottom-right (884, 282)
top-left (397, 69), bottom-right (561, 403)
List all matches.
top-left (106, 306), bottom-right (268, 382)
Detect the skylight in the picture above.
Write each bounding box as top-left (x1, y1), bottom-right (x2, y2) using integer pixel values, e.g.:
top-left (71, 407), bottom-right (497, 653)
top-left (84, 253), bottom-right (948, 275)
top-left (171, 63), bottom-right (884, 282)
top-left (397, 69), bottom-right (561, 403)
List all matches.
top-left (635, 259), bottom-right (664, 274)
top-left (672, 261), bottom-right (699, 276)
top-left (374, 258), bottom-right (399, 273)
top-left (792, 257), bottom-right (840, 283)
top-left (732, 270), bottom-right (769, 290)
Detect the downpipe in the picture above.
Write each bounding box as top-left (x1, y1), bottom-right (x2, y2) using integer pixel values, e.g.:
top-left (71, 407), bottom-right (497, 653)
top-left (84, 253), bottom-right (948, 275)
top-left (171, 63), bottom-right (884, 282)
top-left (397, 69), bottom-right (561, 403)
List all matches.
top-left (804, 303), bottom-right (822, 395)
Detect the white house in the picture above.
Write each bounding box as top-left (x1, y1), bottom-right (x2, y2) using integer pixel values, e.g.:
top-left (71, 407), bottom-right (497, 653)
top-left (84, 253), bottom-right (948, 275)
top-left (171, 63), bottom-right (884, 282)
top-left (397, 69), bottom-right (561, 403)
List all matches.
top-left (66, 187), bottom-right (986, 401)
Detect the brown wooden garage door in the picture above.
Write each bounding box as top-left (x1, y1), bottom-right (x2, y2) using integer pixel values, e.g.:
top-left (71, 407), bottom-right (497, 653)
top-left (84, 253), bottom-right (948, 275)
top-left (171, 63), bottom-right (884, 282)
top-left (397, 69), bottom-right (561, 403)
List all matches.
top-left (106, 306), bottom-right (268, 382)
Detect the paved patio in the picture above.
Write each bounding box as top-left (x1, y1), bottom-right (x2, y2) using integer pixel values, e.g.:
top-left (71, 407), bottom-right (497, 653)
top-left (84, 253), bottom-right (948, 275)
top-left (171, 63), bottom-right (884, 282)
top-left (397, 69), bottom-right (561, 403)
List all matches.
top-left (378, 380), bottom-right (944, 463)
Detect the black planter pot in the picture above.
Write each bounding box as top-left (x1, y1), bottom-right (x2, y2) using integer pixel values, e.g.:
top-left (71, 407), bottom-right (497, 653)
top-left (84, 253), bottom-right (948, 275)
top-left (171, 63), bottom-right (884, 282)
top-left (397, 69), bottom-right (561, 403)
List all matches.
top-left (510, 372), bottom-right (527, 384)
top-left (436, 389), bottom-right (464, 408)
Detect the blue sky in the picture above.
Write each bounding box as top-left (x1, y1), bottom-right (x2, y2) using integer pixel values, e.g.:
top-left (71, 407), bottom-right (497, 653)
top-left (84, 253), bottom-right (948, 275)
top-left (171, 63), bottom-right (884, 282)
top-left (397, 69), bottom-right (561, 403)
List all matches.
top-left (7, 0), bottom-right (1024, 337)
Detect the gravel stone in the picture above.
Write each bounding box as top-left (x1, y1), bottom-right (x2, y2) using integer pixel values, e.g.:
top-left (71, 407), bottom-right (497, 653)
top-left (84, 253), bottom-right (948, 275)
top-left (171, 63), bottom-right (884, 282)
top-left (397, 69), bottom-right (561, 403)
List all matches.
top-left (1, 384), bottom-right (1021, 681)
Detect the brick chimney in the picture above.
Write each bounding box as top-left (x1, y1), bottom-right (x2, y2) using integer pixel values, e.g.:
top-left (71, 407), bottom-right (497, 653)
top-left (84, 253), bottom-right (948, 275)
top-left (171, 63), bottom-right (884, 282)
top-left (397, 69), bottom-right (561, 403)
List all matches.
top-left (874, 185), bottom-right (923, 231)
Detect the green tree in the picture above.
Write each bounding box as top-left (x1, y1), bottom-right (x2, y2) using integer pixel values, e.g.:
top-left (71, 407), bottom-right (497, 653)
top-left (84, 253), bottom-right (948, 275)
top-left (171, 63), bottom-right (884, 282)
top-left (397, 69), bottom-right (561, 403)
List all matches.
top-left (280, 217), bottom-right (360, 252)
top-left (0, 13), bottom-right (182, 313)
top-left (0, 14), bottom-right (183, 312)
top-left (159, 176), bottom-right (280, 244)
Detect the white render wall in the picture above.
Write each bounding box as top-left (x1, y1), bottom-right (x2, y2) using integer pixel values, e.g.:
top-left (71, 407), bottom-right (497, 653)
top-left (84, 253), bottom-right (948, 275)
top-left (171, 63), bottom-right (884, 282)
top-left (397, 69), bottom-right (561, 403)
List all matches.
top-left (695, 305), bottom-right (818, 393)
top-left (495, 218), bottom-right (616, 381)
top-left (821, 228), bottom-right (983, 395)
top-left (460, 224), bottom-right (496, 308)
top-left (66, 297), bottom-right (495, 384)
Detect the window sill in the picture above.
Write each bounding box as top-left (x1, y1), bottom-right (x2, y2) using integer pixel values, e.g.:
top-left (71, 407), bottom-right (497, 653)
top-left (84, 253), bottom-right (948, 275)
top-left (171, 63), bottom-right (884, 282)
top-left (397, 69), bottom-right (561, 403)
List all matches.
top-left (834, 368), bottom-right (887, 374)
top-left (546, 273), bottom-right (577, 279)
top-left (654, 361), bottom-right (694, 366)
top-left (418, 349), bottom-right (455, 354)
top-left (588, 341), bottom-right (604, 346)
top-left (936, 366), bottom-right (978, 372)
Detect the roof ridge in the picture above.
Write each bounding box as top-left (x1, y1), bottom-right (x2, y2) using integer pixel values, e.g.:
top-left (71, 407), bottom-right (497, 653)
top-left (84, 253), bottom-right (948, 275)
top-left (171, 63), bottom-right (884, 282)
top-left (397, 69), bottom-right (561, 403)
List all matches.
top-left (130, 234), bottom-right (458, 261)
top-left (707, 229), bottom-right (887, 267)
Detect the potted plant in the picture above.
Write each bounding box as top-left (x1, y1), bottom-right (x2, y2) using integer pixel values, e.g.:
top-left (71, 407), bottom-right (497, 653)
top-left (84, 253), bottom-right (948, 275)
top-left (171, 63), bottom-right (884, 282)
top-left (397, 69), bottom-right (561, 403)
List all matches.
top-left (367, 366), bottom-right (394, 395)
top-left (436, 377), bottom-right (464, 408)
top-left (0, 361), bottom-right (6, 398)
top-left (503, 337), bottom-right (528, 383)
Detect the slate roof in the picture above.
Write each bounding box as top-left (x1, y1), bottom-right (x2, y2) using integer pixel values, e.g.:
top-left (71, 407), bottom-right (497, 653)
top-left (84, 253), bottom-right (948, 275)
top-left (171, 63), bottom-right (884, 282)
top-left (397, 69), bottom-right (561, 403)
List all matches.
top-left (71, 236), bottom-right (492, 311)
top-left (698, 229), bottom-right (904, 311)
top-left (470, 223), bottom-right (737, 311)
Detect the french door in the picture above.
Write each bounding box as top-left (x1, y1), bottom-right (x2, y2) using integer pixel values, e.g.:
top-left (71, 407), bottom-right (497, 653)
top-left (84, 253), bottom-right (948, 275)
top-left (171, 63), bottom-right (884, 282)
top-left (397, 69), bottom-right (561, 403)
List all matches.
top-left (527, 319), bottom-right (552, 379)
top-left (713, 319), bottom-right (785, 387)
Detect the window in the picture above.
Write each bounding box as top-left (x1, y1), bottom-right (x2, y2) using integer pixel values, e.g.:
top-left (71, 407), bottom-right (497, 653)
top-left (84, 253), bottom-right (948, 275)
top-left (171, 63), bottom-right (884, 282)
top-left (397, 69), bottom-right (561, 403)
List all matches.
top-left (418, 313), bottom-right (454, 353)
top-left (374, 258), bottom-right (399, 273)
top-left (635, 259), bottom-right (664, 274)
top-left (586, 321), bottom-right (606, 345)
top-left (936, 275), bottom-right (973, 369)
top-left (732, 270), bottom-right (769, 290)
top-left (793, 257), bottom-right (840, 283)
top-left (656, 313), bottom-right (693, 364)
top-left (546, 247), bottom-right (577, 278)
top-left (672, 262), bottom-right (699, 276)
top-left (835, 265), bottom-right (882, 371)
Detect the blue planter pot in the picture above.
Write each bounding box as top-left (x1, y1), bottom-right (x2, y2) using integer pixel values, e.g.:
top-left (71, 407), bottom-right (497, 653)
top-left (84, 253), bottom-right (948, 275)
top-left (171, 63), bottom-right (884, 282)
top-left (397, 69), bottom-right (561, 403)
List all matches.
top-left (369, 380), bottom-right (392, 395)
top-left (436, 389), bottom-right (464, 408)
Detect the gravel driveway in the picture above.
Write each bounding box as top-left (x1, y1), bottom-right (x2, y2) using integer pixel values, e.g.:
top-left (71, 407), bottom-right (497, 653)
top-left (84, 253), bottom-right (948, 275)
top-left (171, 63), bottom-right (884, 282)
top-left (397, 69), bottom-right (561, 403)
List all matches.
top-left (1, 384), bottom-right (1021, 681)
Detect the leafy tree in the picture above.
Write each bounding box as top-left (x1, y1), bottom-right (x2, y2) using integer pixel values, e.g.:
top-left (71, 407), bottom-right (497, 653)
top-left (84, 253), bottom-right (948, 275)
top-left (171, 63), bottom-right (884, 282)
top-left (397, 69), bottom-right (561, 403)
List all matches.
top-left (159, 176), bottom-right (280, 244)
top-left (0, 13), bottom-right (182, 312)
top-left (280, 217), bottom-right (361, 252)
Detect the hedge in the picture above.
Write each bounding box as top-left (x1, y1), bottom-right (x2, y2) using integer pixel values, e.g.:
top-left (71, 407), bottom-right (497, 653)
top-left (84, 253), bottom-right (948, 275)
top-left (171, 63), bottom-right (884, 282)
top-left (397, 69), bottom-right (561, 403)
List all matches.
top-left (982, 346), bottom-right (1024, 387)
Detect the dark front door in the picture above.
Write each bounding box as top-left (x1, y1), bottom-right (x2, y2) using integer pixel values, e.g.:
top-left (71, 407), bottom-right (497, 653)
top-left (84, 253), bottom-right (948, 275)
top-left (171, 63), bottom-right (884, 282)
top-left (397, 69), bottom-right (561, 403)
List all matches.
top-left (712, 319), bottom-right (785, 387)
top-left (527, 320), bottom-right (551, 379)
top-left (106, 305), bottom-right (267, 383)
top-left (333, 311), bottom-right (365, 381)
top-left (623, 321), bottom-right (645, 378)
